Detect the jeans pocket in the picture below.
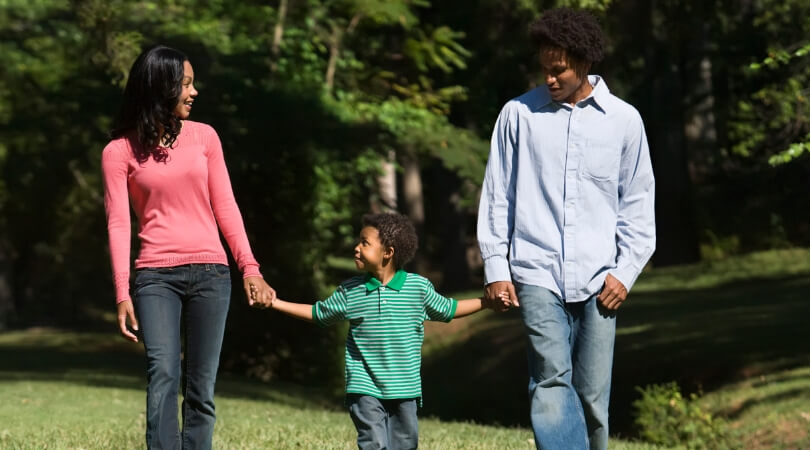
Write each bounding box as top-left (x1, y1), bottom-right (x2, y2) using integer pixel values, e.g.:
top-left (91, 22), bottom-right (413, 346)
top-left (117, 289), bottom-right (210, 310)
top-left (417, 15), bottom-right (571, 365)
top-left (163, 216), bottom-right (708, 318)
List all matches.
top-left (211, 264), bottom-right (231, 279)
top-left (133, 268), bottom-right (174, 294)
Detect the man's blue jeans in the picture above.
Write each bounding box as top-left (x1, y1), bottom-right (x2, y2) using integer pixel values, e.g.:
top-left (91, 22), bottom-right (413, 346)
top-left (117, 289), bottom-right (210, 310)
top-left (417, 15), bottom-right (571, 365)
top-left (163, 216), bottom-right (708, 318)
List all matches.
top-left (516, 283), bottom-right (616, 450)
top-left (348, 394), bottom-right (419, 450)
top-left (133, 264), bottom-right (231, 450)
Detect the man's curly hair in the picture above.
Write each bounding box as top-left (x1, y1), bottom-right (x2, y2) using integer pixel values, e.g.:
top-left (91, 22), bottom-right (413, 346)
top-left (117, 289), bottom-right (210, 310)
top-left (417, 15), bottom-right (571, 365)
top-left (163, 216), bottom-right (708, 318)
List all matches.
top-left (362, 213), bottom-right (418, 269)
top-left (529, 8), bottom-right (605, 63)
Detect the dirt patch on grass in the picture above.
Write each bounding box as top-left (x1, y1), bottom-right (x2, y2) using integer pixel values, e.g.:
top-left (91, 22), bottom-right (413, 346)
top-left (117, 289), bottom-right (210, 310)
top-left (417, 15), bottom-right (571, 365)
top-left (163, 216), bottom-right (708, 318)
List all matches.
top-left (742, 415), bottom-right (810, 449)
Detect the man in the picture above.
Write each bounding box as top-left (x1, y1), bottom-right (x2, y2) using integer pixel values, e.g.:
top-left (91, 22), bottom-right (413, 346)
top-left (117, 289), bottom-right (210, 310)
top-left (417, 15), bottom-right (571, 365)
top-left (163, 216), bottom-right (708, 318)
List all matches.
top-left (477, 8), bottom-right (656, 450)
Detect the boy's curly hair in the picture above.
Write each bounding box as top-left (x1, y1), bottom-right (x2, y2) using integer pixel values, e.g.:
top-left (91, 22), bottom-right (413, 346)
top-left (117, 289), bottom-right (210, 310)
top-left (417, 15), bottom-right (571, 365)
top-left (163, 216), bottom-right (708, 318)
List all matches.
top-left (529, 8), bottom-right (605, 63)
top-left (362, 213), bottom-right (418, 269)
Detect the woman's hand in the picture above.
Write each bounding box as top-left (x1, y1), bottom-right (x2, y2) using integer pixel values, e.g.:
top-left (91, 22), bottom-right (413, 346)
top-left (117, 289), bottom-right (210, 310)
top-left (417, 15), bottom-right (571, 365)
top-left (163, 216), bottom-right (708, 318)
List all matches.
top-left (244, 276), bottom-right (276, 308)
top-left (117, 300), bottom-right (139, 342)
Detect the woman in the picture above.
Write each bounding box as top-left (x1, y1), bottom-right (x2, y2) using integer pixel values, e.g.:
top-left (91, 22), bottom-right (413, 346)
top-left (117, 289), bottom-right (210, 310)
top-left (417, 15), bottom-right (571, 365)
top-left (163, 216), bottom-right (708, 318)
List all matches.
top-left (102, 44), bottom-right (275, 449)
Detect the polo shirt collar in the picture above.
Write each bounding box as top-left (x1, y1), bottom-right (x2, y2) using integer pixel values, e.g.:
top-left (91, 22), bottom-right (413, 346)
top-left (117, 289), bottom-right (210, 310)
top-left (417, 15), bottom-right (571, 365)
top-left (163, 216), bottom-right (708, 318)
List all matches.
top-left (365, 270), bottom-right (407, 292)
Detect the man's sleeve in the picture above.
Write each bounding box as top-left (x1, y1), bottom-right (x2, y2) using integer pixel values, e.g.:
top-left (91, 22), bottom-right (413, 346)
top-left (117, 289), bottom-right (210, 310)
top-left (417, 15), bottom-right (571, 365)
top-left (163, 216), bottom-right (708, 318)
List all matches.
top-left (477, 103), bottom-right (518, 285)
top-left (612, 111), bottom-right (656, 292)
top-left (312, 286), bottom-right (348, 327)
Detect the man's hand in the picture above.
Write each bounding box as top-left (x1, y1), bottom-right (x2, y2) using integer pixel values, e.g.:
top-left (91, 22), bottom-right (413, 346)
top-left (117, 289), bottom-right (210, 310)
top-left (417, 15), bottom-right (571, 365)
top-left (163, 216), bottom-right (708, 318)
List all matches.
top-left (117, 300), bottom-right (139, 343)
top-left (484, 280), bottom-right (518, 312)
top-left (244, 276), bottom-right (276, 308)
top-left (597, 273), bottom-right (627, 310)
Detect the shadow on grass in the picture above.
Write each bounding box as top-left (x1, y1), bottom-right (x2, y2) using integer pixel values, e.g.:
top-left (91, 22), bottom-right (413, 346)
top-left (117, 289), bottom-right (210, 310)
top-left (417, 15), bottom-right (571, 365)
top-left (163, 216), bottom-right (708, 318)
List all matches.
top-left (3, 272), bottom-right (809, 437)
top-left (419, 273), bottom-right (810, 435)
top-left (0, 329), bottom-right (341, 412)
top-left (724, 386), bottom-right (810, 420)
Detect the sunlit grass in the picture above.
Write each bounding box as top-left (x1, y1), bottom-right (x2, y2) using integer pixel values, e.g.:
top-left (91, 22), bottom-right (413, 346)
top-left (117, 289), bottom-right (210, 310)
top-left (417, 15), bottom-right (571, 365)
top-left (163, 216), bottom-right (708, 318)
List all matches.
top-left (0, 351), bottom-right (656, 449)
top-left (3, 248), bottom-right (810, 448)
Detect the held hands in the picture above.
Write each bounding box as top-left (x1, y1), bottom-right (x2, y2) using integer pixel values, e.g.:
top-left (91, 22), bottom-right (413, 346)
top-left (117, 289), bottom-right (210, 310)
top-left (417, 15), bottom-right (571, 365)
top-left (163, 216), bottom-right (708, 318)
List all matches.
top-left (597, 273), bottom-right (627, 310)
top-left (244, 276), bottom-right (276, 309)
top-left (484, 280), bottom-right (519, 312)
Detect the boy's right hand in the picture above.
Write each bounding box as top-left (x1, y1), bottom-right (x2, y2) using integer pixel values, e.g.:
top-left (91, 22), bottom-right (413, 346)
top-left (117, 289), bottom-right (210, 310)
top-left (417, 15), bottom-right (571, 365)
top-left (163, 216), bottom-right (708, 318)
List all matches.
top-left (249, 282), bottom-right (274, 309)
top-left (485, 281), bottom-right (518, 311)
top-left (246, 277), bottom-right (275, 308)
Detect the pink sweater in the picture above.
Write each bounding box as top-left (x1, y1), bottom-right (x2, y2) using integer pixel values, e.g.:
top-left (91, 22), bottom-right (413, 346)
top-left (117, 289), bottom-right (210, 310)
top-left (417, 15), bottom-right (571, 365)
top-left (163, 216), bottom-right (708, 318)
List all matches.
top-left (102, 120), bottom-right (261, 303)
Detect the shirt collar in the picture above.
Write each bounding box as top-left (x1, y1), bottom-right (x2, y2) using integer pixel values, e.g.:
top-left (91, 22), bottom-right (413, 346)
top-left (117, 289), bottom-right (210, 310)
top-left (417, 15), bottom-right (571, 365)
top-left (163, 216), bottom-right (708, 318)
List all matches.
top-left (537, 75), bottom-right (610, 112)
top-left (364, 269), bottom-right (407, 292)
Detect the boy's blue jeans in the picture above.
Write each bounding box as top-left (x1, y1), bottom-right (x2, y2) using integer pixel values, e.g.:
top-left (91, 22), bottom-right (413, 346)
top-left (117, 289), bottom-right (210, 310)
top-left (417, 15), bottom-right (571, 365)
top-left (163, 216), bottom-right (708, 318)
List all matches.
top-left (348, 394), bottom-right (418, 450)
top-left (133, 264), bottom-right (231, 450)
top-left (516, 283), bottom-right (616, 450)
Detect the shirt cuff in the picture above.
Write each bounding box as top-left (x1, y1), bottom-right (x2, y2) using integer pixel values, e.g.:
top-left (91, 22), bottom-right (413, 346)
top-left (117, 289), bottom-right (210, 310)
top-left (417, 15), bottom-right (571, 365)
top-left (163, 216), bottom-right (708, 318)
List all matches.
top-left (447, 299), bottom-right (458, 322)
top-left (241, 263), bottom-right (262, 279)
top-left (114, 273), bottom-right (131, 304)
top-left (483, 255), bottom-right (511, 285)
top-left (610, 263), bottom-right (640, 293)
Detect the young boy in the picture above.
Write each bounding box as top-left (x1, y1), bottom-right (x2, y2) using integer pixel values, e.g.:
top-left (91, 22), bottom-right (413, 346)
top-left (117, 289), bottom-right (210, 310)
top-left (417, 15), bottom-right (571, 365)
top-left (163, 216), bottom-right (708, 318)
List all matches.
top-left (251, 212), bottom-right (490, 449)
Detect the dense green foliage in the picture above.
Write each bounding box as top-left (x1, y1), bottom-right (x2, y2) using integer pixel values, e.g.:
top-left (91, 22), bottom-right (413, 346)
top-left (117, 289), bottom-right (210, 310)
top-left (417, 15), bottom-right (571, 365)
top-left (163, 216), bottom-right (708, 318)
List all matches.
top-left (1, 0), bottom-right (808, 383)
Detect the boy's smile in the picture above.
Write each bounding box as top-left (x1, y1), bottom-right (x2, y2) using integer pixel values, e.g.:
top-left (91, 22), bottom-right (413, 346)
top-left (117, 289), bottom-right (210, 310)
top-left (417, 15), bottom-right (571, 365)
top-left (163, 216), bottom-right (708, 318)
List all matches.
top-left (354, 226), bottom-right (388, 272)
top-left (354, 226), bottom-right (398, 286)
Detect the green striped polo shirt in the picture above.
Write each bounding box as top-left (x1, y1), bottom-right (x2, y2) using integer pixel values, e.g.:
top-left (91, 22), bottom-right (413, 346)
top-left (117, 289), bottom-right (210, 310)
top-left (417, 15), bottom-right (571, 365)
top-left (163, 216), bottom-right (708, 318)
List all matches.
top-left (312, 270), bottom-right (458, 402)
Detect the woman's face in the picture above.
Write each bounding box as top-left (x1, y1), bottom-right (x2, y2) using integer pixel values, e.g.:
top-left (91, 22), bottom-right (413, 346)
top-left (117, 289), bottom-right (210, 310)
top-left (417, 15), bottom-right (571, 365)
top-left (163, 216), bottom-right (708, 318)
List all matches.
top-left (173, 60), bottom-right (197, 119)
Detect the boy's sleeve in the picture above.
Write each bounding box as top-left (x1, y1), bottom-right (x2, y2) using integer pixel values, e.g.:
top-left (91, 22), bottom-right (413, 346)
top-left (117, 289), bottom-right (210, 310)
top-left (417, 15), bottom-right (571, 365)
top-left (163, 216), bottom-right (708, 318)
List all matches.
top-left (423, 281), bottom-right (457, 323)
top-left (312, 285), bottom-right (348, 327)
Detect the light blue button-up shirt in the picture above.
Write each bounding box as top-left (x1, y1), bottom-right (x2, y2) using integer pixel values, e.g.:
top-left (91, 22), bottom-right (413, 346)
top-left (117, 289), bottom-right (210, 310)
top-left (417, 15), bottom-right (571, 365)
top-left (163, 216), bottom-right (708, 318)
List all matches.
top-left (477, 76), bottom-right (655, 302)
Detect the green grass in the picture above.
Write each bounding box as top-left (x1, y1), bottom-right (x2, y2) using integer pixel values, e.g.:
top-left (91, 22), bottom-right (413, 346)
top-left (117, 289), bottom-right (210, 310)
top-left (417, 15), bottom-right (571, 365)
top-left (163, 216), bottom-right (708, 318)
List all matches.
top-left (417, 248), bottom-right (810, 447)
top-left (2, 248), bottom-right (809, 448)
top-left (0, 329), bottom-right (656, 449)
top-left (700, 366), bottom-right (810, 449)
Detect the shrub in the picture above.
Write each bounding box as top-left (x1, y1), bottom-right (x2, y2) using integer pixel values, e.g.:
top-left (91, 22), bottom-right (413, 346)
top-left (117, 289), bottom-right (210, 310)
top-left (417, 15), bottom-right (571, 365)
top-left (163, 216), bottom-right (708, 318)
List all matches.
top-left (633, 382), bottom-right (732, 449)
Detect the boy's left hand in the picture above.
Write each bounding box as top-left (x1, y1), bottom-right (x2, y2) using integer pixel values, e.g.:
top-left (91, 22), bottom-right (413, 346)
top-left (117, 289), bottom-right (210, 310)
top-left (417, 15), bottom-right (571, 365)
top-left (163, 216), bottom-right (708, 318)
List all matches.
top-left (244, 276), bottom-right (275, 308)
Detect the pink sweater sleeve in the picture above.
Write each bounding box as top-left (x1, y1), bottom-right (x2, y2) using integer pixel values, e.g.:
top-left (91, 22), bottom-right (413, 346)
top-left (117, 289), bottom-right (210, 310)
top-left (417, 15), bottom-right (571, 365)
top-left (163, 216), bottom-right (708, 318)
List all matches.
top-left (102, 143), bottom-right (133, 303)
top-left (204, 126), bottom-right (262, 278)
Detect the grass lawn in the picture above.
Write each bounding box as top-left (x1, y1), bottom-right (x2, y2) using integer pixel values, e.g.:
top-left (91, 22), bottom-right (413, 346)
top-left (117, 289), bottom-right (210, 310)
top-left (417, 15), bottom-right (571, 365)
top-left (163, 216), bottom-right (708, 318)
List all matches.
top-left (0, 330), bottom-right (658, 449)
top-left (2, 248), bottom-right (809, 448)
top-left (420, 248), bottom-right (810, 448)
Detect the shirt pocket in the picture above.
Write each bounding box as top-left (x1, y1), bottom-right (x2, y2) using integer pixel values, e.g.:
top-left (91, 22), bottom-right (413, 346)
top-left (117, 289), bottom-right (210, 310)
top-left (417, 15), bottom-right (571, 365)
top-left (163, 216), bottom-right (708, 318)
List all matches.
top-left (582, 142), bottom-right (620, 181)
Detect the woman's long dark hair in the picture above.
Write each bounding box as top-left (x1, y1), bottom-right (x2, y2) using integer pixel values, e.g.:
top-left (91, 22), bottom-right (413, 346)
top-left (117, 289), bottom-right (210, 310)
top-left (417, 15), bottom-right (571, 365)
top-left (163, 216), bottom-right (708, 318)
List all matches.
top-left (110, 45), bottom-right (188, 163)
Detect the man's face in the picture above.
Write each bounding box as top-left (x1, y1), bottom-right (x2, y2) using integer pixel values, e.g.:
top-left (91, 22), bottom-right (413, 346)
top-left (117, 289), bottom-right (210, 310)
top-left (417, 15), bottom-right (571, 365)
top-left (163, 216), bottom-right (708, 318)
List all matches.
top-left (539, 47), bottom-right (591, 105)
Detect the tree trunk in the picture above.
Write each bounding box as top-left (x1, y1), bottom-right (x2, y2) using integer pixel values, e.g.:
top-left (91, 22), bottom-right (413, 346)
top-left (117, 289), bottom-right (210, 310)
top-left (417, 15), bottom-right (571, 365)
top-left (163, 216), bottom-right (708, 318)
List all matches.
top-left (646, 4), bottom-right (701, 266)
top-left (402, 153), bottom-right (426, 272)
top-left (324, 24), bottom-right (341, 92)
top-left (324, 14), bottom-right (360, 93)
top-left (371, 149), bottom-right (397, 213)
top-left (439, 176), bottom-right (471, 291)
top-left (269, 0), bottom-right (289, 73)
top-left (0, 238), bottom-right (15, 330)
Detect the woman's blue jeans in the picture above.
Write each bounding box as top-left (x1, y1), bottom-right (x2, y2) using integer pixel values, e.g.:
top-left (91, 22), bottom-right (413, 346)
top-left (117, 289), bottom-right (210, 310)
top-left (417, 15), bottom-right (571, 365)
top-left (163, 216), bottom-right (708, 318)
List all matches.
top-left (133, 264), bottom-right (231, 450)
top-left (516, 283), bottom-right (616, 450)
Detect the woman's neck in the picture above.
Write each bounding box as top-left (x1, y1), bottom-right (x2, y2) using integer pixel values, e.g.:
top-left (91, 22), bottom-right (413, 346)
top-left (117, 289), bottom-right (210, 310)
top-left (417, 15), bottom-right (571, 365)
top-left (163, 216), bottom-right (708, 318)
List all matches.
top-left (158, 120), bottom-right (183, 147)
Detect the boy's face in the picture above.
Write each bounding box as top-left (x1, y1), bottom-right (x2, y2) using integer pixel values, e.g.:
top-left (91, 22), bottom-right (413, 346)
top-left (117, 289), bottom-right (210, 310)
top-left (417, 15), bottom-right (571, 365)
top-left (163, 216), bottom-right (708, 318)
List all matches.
top-left (354, 226), bottom-right (391, 272)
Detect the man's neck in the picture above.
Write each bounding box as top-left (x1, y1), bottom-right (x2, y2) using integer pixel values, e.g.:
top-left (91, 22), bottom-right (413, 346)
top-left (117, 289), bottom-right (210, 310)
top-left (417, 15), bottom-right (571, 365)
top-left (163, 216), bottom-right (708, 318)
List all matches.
top-left (566, 80), bottom-right (593, 105)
